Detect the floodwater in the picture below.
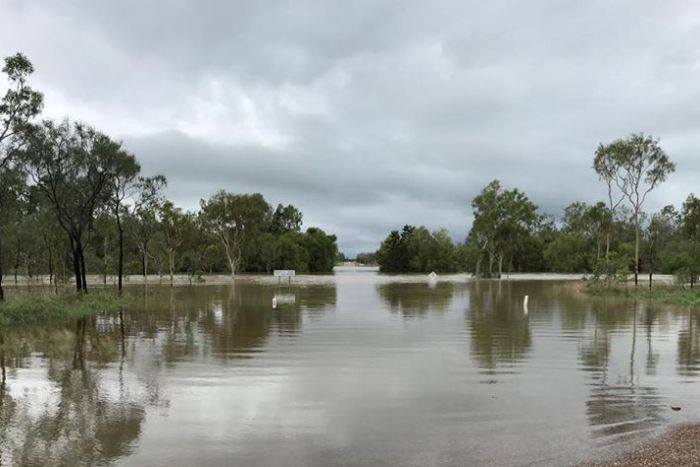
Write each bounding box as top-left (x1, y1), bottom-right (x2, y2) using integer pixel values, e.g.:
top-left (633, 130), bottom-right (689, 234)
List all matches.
top-left (1, 271), bottom-right (700, 466)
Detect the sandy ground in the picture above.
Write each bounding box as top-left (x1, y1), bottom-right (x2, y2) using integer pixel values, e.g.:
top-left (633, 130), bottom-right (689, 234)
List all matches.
top-left (585, 424), bottom-right (700, 466)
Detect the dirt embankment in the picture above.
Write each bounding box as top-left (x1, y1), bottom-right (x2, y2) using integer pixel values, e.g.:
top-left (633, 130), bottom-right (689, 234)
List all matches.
top-left (585, 424), bottom-right (700, 466)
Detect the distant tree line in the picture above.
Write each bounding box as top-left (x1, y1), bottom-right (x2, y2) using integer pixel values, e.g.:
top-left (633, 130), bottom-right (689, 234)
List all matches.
top-left (0, 53), bottom-right (338, 300)
top-left (377, 135), bottom-right (692, 287)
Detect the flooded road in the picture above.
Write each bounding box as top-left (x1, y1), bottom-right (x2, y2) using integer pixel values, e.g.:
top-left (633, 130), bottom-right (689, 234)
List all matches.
top-left (1, 271), bottom-right (699, 466)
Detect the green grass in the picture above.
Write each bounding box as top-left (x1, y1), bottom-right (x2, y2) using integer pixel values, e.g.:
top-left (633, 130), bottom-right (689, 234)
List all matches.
top-left (0, 291), bottom-right (129, 329)
top-left (586, 283), bottom-right (700, 306)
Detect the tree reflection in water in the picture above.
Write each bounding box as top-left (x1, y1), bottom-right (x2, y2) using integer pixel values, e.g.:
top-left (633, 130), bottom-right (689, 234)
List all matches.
top-left (0, 318), bottom-right (146, 465)
top-left (466, 280), bottom-right (532, 372)
top-left (376, 282), bottom-right (455, 317)
top-left (575, 298), bottom-right (666, 442)
top-left (120, 283), bottom-right (337, 362)
top-left (677, 308), bottom-right (700, 377)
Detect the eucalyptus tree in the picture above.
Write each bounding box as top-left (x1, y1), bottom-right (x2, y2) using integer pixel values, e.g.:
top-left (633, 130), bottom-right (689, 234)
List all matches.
top-left (180, 212), bottom-right (214, 283)
top-left (114, 172), bottom-right (164, 291)
top-left (594, 147), bottom-right (626, 258)
top-left (199, 191), bottom-right (271, 277)
top-left (0, 53), bottom-right (43, 300)
top-left (0, 167), bottom-right (25, 299)
top-left (158, 200), bottom-right (187, 286)
top-left (561, 201), bottom-right (609, 264)
top-left (681, 194), bottom-right (700, 288)
top-left (595, 134), bottom-right (675, 285)
top-left (120, 175), bottom-right (167, 282)
top-left (110, 151), bottom-right (140, 291)
top-left (23, 121), bottom-right (122, 292)
top-left (270, 204), bottom-right (303, 234)
top-left (646, 205), bottom-right (679, 288)
top-left (0, 53), bottom-right (43, 169)
top-left (468, 180), bottom-right (537, 278)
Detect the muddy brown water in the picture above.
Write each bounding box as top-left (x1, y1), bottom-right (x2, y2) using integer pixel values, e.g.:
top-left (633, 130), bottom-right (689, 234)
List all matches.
top-left (1, 271), bottom-right (699, 466)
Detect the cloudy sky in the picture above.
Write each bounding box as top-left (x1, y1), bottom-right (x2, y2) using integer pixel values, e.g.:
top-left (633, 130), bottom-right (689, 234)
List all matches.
top-left (2, 1), bottom-right (699, 255)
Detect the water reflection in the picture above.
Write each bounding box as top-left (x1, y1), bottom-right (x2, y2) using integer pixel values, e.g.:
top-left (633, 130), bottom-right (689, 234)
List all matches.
top-left (1, 278), bottom-right (700, 466)
top-left (122, 283), bottom-right (337, 361)
top-left (376, 282), bottom-right (455, 317)
top-left (0, 319), bottom-right (147, 465)
top-left (466, 281), bottom-right (531, 371)
top-left (678, 309), bottom-right (700, 377)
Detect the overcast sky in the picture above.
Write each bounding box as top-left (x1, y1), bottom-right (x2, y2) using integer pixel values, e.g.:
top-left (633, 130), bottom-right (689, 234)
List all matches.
top-left (2, 1), bottom-right (699, 255)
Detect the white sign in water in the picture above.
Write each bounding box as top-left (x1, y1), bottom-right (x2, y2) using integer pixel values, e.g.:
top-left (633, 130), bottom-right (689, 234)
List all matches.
top-left (274, 270), bottom-right (296, 277)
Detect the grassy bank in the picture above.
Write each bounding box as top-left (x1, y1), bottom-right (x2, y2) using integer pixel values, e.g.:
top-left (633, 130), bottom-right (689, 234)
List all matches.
top-left (0, 291), bottom-right (129, 329)
top-left (586, 283), bottom-right (700, 306)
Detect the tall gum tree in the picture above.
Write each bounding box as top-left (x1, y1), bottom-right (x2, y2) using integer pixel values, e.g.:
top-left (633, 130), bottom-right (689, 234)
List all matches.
top-left (0, 53), bottom-right (43, 301)
top-left (468, 180), bottom-right (537, 278)
top-left (595, 134), bottom-right (675, 285)
top-left (23, 120), bottom-right (122, 292)
top-left (200, 191), bottom-right (271, 278)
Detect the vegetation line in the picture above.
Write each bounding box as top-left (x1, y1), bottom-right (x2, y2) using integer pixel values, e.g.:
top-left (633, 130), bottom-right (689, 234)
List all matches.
top-left (0, 291), bottom-right (129, 329)
top-left (585, 284), bottom-right (700, 307)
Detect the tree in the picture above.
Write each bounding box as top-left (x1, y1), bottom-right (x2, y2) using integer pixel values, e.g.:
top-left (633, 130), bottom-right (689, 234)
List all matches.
top-left (303, 227), bottom-right (338, 273)
top-left (178, 212), bottom-right (216, 283)
top-left (126, 175), bottom-right (167, 284)
top-left (0, 53), bottom-right (43, 300)
top-left (0, 53), bottom-right (43, 169)
top-left (645, 206), bottom-right (679, 288)
top-left (595, 134), bottom-right (675, 285)
top-left (23, 121), bottom-right (122, 292)
top-left (0, 166), bottom-right (25, 300)
top-left (594, 148), bottom-right (626, 258)
top-left (199, 191), bottom-right (271, 277)
top-left (376, 226), bottom-right (412, 273)
top-left (270, 204), bottom-right (303, 234)
top-left (111, 152), bottom-right (141, 291)
top-left (376, 225), bottom-right (459, 273)
top-left (117, 175), bottom-right (164, 289)
top-left (468, 180), bottom-right (537, 278)
top-left (158, 200), bottom-right (186, 286)
top-left (680, 194), bottom-right (700, 288)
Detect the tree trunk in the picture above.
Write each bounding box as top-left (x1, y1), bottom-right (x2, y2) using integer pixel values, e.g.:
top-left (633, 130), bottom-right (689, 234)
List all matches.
top-left (117, 213), bottom-right (124, 293)
top-left (169, 250), bottom-right (174, 287)
top-left (72, 246), bottom-right (82, 292)
top-left (0, 334), bottom-right (5, 385)
top-left (13, 239), bottom-right (20, 285)
top-left (103, 236), bottom-right (108, 285)
top-left (0, 233), bottom-right (4, 302)
top-left (79, 244), bottom-right (88, 292)
top-left (634, 214), bottom-right (640, 286)
top-left (498, 255), bottom-right (503, 280)
top-left (46, 239), bottom-right (54, 288)
top-left (475, 256), bottom-right (482, 278)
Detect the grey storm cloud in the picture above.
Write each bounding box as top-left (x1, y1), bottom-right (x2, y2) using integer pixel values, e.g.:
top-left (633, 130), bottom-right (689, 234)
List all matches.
top-left (2, 0), bottom-right (699, 254)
